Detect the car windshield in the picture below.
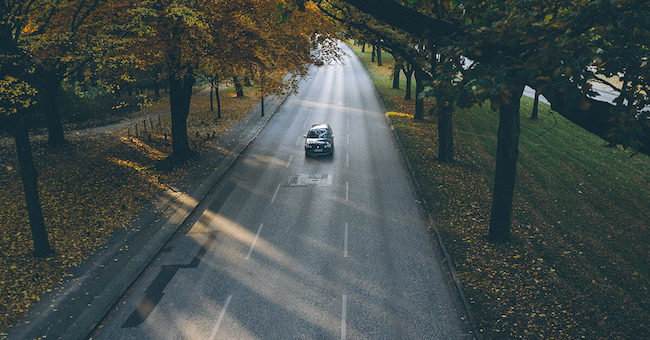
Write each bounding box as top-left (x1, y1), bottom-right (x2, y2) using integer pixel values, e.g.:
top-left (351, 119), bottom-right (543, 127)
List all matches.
top-left (307, 129), bottom-right (329, 138)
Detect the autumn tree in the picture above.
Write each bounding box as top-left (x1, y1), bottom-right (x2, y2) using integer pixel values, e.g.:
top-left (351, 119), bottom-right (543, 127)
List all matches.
top-left (248, 0), bottom-right (340, 116)
top-left (0, 2), bottom-right (54, 257)
top-left (18, 0), bottom-right (130, 146)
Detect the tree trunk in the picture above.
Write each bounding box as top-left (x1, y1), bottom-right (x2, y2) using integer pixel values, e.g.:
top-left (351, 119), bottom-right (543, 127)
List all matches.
top-left (361, 42), bottom-right (366, 52)
top-left (233, 76), bottom-right (244, 97)
top-left (531, 89), bottom-right (540, 120)
top-left (216, 84), bottom-right (222, 119)
top-left (209, 81), bottom-right (214, 112)
top-left (376, 46), bottom-right (382, 66)
top-left (488, 84), bottom-right (525, 243)
top-left (438, 107), bottom-right (454, 162)
top-left (169, 71), bottom-right (195, 159)
top-left (42, 73), bottom-right (66, 145)
top-left (392, 61), bottom-right (401, 89)
top-left (244, 77), bottom-right (252, 87)
top-left (13, 114), bottom-right (54, 258)
top-left (371, 45), bottom-right (376, 62)
top-left (414, 69), bottom-right (425, 120)
top-left (404, 67), bottom-right (413, 100)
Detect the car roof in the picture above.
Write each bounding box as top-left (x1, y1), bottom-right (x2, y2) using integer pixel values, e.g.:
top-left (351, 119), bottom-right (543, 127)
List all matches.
top-left (309, 124), bottom-right (331, 130)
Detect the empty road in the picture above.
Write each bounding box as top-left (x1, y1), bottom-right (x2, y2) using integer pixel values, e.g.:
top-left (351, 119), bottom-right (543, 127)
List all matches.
top-left (94, 43), bottom-right (470, 339)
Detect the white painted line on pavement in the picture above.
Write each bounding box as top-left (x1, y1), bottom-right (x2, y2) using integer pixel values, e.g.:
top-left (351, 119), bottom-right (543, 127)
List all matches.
top-left (287, 154), bottom-right (293, 168)
top-left (208, 294), bottom-right (232, 340)
top-left (346, 153), bottom-right (349, 168)
top-left (341, 295), bottom-right (347, 340)
top-left (246, 223), bottom-right (264, 260)
top-left (347, 119), bottom-right (349, 128)
top-left (346, 134), bottom-right (349, 145)
top-left (271, 183), bottom-right (281, 204)
top-left (344, 223), bottom-right (348, 258)
top-left (296, 135), bottom-right (303, 145)
top-left (345, 182), bottom-right (349, 202)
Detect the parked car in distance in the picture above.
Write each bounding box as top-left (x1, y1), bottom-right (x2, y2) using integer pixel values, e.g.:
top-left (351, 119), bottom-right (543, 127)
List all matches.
top-left (304, 124), bottom-right (334, 156)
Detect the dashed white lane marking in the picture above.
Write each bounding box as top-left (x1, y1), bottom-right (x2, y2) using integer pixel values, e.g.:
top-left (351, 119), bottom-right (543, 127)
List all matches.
top-left (287, 155), bottom-right (293, 168)
top-left (208, 294), bottom-right (232, 340)
top-left (296, 135), bottom-right (303, 146)
top-left (271, 183), bottom-right (281, 204)
top-left (346, 134), bottom-right (349, 145)
top-left (346, 153), bottom-right (349, 168)
top-left (246, 223), bottom-right (264, 260)
top-left (345, 182), bottom-right (349, 202)
top-left (341, 295), bottom-right (347, 340)
top-left (344, 223), bottom-right (349, 258)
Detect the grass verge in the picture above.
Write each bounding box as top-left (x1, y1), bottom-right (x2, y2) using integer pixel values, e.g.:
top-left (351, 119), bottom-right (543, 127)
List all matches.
top-left (0, 84), bottom-right (260, 332)
top-left (349, 43), bottom-right (649, 338)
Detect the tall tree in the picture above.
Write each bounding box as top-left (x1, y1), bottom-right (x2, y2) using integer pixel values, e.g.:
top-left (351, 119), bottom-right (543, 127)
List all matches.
top-left (0, 3), bottom-right (54, 257)
top-left (21, 0), bottom-right (124, 145)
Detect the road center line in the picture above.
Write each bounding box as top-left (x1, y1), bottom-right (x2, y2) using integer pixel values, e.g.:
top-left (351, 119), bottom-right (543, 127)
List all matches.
top-left (344, 223), bottom-right (348, 258)
top-left (345, 182), bottom-right (349, 202)
top-left (270, 183), bottom-right (281, 204)
top-left (287, 154), bottom-right (293, 168)
top-left (296, 135), bottom-right (303, 145)
top-left (341, 295), bottom-right (347, 340)
top-left (246, 223), bottom-right (264, 260)
top-left (208, 294), bottom-right (232, 340)
top-left (346, 134), bottom-right (349, 145)
top-left (346, 153), bottom-right (349, 168)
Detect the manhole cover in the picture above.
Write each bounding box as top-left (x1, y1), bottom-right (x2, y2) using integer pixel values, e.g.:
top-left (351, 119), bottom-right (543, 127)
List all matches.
top-left (287, 174), bottom-right (332, 187)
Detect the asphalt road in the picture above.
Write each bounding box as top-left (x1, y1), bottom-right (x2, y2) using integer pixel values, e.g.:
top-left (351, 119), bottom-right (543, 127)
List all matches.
top-left (94, 43), bottom-right (470, 339)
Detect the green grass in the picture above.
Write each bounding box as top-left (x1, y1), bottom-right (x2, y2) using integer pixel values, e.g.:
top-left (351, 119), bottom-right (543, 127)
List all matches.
top-left (349, 42), bottom-right (650, 339)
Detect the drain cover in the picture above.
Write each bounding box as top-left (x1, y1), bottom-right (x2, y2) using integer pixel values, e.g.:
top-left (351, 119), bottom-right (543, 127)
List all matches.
top-left (287, 174), bottom-right (332, 186)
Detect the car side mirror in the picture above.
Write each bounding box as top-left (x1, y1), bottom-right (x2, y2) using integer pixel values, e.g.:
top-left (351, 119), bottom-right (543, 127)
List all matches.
top-left (303, 135), bottom-right (307, 138)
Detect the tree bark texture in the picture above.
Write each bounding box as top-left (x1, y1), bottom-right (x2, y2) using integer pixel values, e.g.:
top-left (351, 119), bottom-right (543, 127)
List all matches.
top-left (488, 84), bottom-right (525, 243)
top-left (438, 107), bottom-right (454, 162)
top-left (13, 115), bottom-right (54, 257)
top-left (169, 72), bottom-right (195, 159)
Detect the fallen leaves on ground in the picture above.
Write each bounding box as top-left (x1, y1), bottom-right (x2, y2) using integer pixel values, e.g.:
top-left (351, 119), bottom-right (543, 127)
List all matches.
top-left (0, 85), bottom-right (259, 333)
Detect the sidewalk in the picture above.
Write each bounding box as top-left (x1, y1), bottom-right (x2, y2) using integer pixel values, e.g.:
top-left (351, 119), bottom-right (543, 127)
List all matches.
top-left (2, 95), bottom-right (287, 340)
